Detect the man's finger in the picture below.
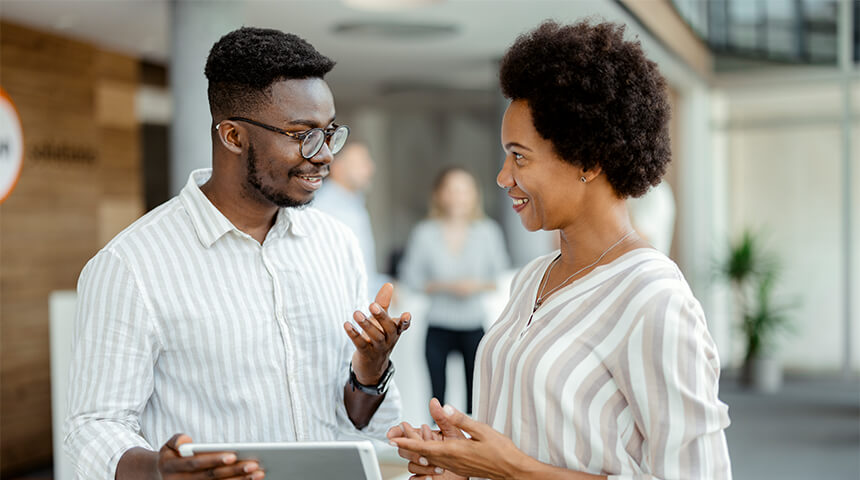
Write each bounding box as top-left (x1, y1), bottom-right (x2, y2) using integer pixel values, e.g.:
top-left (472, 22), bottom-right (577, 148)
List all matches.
top-left (343, 322), bottom-right (371, 349)
top-left (353, 311), bottom-right (385, 342)
top-left (374, 282), bottom-right (394, 310)
top-left (206, 460), bottom-right (261, 478)
top-left (164, 433), bottom-right (193, 454)
top-left (428, 398), bottom-right (466, 440)
top-left (369, 302), bottom-right (398, 339)
top-left (164, 452), bottom-right (237, 473)
top-left (396, 312), bottom-right (412, 335)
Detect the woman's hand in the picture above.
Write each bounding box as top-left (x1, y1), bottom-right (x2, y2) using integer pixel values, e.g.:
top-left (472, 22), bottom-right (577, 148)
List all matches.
top-left (388, 399), bottom-right (535, 480)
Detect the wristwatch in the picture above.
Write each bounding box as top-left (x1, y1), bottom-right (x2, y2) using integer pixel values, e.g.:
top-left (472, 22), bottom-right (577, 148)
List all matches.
top-left (349, 361), bottom-right (395, 396)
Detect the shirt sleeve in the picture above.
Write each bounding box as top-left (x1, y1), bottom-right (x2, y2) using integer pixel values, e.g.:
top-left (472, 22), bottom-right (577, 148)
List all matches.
top-left (335, 233), bottom-right (402, 439)
top-left (64, 249), bottom-right (162, 480)
top-left (607, 289), bottom-right (732, 480)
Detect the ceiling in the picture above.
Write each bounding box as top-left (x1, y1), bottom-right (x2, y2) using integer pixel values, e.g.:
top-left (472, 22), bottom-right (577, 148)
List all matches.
top-left (0, 0), bottom-right (651, 105)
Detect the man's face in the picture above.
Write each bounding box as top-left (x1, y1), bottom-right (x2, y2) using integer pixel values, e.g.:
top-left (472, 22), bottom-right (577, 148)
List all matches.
top-left (243, 78), bottom-right (337, 208)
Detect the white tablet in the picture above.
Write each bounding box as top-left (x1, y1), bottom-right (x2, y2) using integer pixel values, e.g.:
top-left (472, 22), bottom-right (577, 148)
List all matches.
top-left (178, 440), bottom-right (383, 480)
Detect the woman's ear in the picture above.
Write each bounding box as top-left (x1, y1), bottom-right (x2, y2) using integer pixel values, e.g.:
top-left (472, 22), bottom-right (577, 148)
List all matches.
top-left (580, 165), bottom-right (603, 183)
top-left (214, 121), bottom-right (244, 155)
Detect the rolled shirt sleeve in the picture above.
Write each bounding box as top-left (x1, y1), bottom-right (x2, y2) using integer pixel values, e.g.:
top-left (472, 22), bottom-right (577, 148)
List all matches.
top-left (608, 290), bottom-right (732, 480)
top-left (64, 249), bottom-right (162, 480)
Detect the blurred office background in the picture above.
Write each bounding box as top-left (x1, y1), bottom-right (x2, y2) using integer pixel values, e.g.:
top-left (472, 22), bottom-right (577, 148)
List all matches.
top-left (0, 0), bottom-right (858, 479)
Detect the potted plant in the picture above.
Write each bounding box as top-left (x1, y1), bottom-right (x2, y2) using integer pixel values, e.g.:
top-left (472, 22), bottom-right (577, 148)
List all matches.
top-left (719, 230), bottom-right (795, 392)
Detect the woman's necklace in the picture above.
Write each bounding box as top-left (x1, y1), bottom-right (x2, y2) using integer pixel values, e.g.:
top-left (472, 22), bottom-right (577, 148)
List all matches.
top-left (527, 229), bottom-right (636, 327)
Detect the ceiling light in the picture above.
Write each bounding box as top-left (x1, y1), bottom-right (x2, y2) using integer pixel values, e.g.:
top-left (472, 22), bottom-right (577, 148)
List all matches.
top-left (343, 0), bottom-right (444, 10)
top-left (333, 21), bottom-right (457, 39)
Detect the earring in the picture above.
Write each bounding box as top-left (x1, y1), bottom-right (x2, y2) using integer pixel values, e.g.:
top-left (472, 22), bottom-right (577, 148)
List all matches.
top-left (580, 176), bottom-right (587, 183)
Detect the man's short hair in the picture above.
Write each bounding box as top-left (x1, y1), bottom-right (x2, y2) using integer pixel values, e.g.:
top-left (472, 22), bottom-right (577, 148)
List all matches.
top-left (205, 27), bottom-right (335, 119)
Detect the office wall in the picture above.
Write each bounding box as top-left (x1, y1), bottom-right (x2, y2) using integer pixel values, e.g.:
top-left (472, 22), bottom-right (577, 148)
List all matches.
top-left (0, 21), bottom-right (143, 474)
top-left (719, 79), bottom-right (859, 372)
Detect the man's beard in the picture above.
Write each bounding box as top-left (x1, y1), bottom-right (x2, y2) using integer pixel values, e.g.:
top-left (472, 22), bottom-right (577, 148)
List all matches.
top-left (246, 143), bottom-right (309, 208)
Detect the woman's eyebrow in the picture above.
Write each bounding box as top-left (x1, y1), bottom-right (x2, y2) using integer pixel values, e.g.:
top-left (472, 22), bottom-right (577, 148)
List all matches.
top-left (504, 142), bottom-right (533, 151)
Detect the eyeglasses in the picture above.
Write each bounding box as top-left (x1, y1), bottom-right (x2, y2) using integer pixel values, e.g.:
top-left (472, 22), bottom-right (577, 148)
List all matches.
top-left (219, 116), bottom-right (350, 159)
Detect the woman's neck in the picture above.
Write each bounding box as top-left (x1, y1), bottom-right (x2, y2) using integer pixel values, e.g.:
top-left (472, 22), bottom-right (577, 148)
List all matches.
top-left (557, 200), bottom-right (639, 269)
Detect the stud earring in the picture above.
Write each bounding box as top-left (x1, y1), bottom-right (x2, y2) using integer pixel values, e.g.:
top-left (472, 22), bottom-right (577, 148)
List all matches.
top-left (580, 176), bottom-right (587, 183)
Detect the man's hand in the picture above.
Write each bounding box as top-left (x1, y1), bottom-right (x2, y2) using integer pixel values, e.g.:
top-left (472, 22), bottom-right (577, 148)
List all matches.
top-left (344, 282), bottom-right (411, 384)
top-left (156, 434), bottom-right (263, 480)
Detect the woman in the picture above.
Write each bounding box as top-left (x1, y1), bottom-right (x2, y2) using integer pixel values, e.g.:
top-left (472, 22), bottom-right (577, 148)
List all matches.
top-left (399, 167), bottom-right (509, 414)
top-left (389, 20), bottom-right (731, 480)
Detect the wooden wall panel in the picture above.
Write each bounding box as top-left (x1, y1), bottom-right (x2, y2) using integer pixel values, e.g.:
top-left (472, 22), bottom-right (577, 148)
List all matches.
top-left (0, 21), bottom-right (143, 475)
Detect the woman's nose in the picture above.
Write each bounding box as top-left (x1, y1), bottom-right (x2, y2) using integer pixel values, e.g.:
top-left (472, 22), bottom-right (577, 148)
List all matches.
top-left (496, 157), bottom-right (514, 189)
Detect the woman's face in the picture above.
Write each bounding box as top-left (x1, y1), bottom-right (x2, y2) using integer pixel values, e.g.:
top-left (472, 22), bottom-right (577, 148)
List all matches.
top-left (435, 170), bottom-right (479, 220)
top-left (497, 99), bottom-right (585, 232)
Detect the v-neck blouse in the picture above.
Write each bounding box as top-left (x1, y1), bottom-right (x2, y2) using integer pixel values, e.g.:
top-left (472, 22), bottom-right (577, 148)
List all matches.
top-left (473, 248), bottom-right (732, 480)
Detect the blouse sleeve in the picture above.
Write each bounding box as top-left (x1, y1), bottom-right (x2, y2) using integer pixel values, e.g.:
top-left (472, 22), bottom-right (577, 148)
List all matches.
top-left (607, 290), bottom-right (732, 480)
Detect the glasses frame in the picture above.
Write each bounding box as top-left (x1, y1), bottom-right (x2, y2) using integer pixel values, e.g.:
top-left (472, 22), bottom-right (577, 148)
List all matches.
top-left (221, 116), bottom-right (349, 159)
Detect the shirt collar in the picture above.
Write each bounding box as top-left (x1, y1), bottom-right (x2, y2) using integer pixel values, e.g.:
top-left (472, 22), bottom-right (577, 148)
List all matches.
top-left (179, 168), bottom-right (310, 248)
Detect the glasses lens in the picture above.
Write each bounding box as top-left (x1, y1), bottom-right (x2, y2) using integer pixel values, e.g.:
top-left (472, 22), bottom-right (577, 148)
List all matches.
top-left (301, 129), bottom-right (325, 158)
top-left (329, 126), bottom-right (349, 155)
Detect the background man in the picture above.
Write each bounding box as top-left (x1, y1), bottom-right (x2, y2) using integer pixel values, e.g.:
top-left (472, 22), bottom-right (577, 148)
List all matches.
top-left (314, 141), bottom-right (390, 294)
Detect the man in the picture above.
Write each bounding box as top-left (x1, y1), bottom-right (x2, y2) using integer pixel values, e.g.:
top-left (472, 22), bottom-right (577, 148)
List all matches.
top-left (314, 142), bottom-right (390, 294)
top-left (65, 27), bottom-right (410, 480)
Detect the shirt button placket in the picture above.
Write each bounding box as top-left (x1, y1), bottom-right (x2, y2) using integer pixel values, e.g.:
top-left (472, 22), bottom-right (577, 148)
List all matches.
top-left (260, 246), bottom-right (304, 440)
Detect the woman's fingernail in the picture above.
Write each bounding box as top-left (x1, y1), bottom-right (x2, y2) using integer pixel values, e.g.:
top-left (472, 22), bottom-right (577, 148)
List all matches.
top-left (389, 441), bottom-right (397, 447)
top-left (435, 467), bottom-right (444, 474)
top-left (443, 405), bottom-right (455, 416)
top-left (419, 456), bottom-right (429, 466)
top-left (222, 454), bottom-right (236, 463)
top-left (370, 303), bottom-right (381, 314)
top-left (243, 462), bottom-right (258, 472)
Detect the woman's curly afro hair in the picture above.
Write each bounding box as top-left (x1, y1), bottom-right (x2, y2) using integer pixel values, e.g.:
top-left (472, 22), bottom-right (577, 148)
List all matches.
top-left (205, 27), bottom-right (335, 118)
top-left (500, 20), bottom-right (671, 198)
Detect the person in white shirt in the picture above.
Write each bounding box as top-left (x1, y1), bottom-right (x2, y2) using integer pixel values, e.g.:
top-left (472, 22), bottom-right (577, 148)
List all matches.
top-left (65, 27), bottom-right (411, 480)
top-left (314, 142), bottom-right (391, 294)
top-left (389, 20), bottom-right (730, 480)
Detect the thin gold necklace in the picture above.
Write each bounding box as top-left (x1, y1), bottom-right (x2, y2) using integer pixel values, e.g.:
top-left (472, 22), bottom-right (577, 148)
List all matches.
top-left (527, 229), bottom-right (635, 327)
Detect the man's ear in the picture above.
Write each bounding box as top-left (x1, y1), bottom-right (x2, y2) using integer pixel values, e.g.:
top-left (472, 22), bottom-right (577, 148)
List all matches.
top-left (214, 121), bottom-right (244, 154)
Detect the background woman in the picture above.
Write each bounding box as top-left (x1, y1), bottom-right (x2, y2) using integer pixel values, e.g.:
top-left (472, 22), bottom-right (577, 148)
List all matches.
top-left (389, 20), bottom-right (731, 480)
top-left (398, 167), bottom-right (509, 414)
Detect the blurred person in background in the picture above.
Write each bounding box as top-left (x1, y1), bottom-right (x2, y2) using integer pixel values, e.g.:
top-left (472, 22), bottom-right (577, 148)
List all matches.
top-left (389, 20), bottom-right (730, 480)
top-left (398, 167), bottom-right (509, 414)
top-left (65, 27), bottom-right (410, 480)
top-left (315, 141), bottom-right (390, 294)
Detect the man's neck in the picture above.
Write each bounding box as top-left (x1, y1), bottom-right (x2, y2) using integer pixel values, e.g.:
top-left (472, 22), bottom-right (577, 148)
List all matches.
top-left (200, 173), bottom-right (279, 245)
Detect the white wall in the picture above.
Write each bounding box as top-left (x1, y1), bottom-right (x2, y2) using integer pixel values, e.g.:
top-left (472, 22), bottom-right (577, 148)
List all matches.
top-left (716, 79), bottom-right (859, 372)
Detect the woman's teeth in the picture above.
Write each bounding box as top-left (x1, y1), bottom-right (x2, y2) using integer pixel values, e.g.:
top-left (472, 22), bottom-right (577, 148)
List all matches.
top-left (513, 198), bottom-right (529, 206)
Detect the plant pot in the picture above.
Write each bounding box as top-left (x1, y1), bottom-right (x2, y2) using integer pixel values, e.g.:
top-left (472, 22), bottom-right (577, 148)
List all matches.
top-left (750, 356), bottom-right (783, 393)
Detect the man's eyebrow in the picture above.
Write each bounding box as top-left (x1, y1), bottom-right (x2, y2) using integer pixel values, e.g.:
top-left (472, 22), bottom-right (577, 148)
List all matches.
top-left (286, 116), bottom-right (337, 128)
top-left (504, 142), bottom-right (533, 151)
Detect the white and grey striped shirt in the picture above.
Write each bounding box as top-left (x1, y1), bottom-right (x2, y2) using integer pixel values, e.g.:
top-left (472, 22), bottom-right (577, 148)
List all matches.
top-left (474, 248), bottom-right (731, 480)
top-left (65, 169), bottom-right (401, 480)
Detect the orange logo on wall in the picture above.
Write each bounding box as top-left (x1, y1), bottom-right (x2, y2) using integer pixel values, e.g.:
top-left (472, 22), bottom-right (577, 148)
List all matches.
top-left (0, 86), bottom-right (24, 204)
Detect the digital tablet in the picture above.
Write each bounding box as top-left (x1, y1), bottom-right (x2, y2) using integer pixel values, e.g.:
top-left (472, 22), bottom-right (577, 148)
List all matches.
top-left (178, 440), bottom-right (383, 480)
